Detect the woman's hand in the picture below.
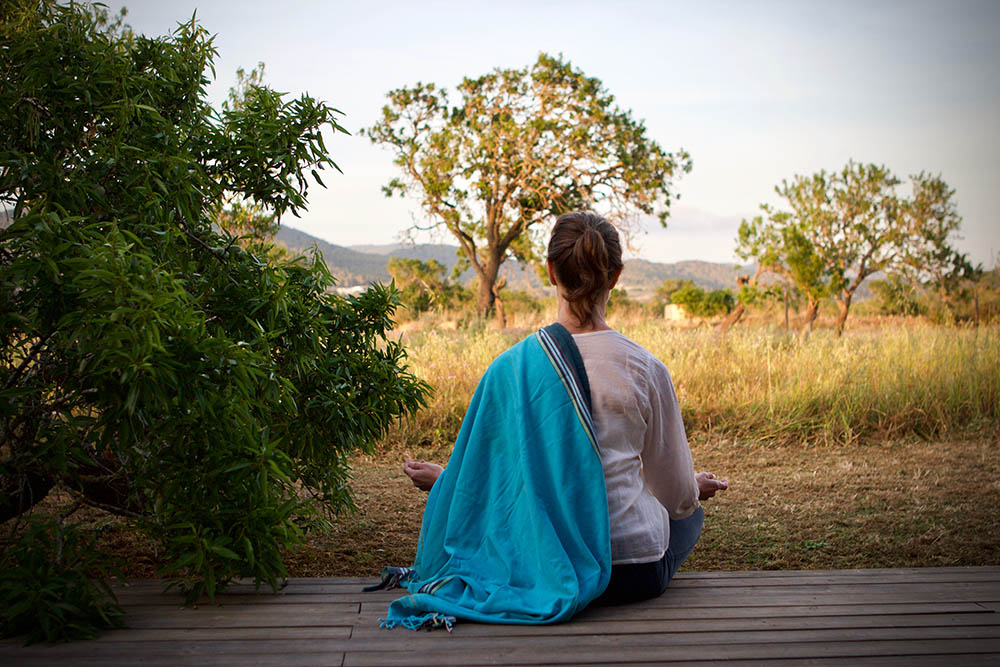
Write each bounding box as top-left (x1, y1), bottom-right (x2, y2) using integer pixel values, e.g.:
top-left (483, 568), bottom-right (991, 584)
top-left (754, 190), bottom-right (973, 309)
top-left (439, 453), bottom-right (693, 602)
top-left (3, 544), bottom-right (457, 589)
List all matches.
top-left (696, 471), bottom-right (728, 501)
top-left (403, 458), bottom-right (444, 492)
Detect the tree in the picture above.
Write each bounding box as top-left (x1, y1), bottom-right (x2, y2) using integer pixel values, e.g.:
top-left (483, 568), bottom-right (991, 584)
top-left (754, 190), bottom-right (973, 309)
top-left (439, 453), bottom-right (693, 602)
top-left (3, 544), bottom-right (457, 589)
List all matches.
top-left (387, 257), bottom-right (468, 315)
top-left (871, 275), bottom-right (925, 317)
top-left (652, 278), bottom-right (696, 311)
top-left (0, 1), bottom-right (427, 642)
top-left (670, 284), bottom-right (734, 318)
top-left (733, 212), bottom-right (830, 335)
top-left (896, 173), bottom-right (978, 318)
top-left (366, 53), bottom-right (692, 317)
top-left (735, 162), bottom-right (968, 335)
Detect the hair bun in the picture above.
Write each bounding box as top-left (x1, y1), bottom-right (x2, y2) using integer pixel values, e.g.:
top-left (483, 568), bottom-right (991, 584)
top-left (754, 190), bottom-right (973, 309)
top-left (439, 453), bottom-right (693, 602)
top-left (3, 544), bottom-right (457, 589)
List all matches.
top-left (546, 211), bottom-right (623, 326)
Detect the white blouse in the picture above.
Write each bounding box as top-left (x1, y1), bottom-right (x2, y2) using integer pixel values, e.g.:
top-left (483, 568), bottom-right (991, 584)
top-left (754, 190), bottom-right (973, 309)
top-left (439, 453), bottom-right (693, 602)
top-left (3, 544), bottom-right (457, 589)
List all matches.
top-left (572, 330), bottom-right (700, 564)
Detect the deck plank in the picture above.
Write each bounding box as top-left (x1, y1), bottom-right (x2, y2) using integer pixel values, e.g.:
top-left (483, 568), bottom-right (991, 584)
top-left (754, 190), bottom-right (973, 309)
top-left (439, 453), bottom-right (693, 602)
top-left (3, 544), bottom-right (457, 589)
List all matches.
top-left (2, 567), bottom-right (997, 666)
top-left (8, 626), bottom-right (1000, 657)
top-left (342, 639), bottom-right (1000, 666)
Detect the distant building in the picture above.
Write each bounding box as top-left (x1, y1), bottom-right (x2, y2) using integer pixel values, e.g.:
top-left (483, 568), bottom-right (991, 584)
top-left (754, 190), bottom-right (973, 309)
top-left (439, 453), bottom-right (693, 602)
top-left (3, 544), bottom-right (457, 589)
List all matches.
top-left (663, 304), bottom-right (691, 324)
top-left (332, 285), bottom-right (370, 297)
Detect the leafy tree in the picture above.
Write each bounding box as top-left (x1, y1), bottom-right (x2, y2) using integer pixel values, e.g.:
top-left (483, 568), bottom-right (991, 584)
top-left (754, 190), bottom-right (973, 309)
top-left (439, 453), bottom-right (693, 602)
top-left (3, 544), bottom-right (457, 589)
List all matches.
top-left (871, 275), bottom-right (925, 317)
top-left (214, 62), bottom-right (287, 254)
top-left (733, 213), bottom-right (830, 335)
top-left (387, 257), bottom-right (468, 315)
top-left (366, 53), bottom-right (691, 317)
top-left (736, 162), bottom-right (969, 335)
top-left (0, 0), bottom-right (427, 642)
top-left (671, 285), bottom-right (734, 318)
top-left (896, 173), bottom-right (978, 318)
top-left (652, 278), bottom-right (695, 309)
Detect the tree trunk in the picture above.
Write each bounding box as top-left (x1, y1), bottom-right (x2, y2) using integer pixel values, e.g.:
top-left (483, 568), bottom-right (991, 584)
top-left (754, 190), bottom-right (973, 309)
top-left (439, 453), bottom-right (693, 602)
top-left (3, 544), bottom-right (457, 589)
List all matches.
top-left (0, 471), bottom-right (54, 523)
top-left (476, 278), bottom-right (495, 318)
top-left (718, 273), bottom-right (752, 333)
top-left (718, 303), bottom-right (745, 333)
top-left (474, 258), bottom-right (501, 319)
top-left (783, 286), bottom-right (790, 330)
top-left (800, 298), bottom-right (820, 338)
top-left (834, 290), bottom-right (854, 337)
top-left (492, 273), bottom-right (508, 329)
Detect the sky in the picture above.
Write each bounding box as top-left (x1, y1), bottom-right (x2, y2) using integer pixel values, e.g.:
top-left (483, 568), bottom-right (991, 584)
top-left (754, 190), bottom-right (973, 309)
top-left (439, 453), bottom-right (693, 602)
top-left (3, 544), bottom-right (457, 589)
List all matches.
top-left (107, 0), bottom-right (1000, 267)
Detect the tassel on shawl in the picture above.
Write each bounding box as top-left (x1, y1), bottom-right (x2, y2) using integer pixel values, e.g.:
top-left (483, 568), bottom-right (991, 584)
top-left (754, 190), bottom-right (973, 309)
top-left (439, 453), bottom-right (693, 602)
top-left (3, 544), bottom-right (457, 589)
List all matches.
top-left (379, 612), bottom-right (456, 632)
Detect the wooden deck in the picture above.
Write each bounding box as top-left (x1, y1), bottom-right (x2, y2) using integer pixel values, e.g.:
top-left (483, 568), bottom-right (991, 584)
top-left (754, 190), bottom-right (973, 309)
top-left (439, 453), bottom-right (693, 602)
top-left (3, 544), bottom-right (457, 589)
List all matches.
top-left (3, 567), bottom-right (998, 665)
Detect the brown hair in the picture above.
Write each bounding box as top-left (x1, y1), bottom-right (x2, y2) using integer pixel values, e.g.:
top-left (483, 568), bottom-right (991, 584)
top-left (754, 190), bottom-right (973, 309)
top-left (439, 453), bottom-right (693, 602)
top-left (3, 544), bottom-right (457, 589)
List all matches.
top-left (546, 211), bottom-right (623, 326)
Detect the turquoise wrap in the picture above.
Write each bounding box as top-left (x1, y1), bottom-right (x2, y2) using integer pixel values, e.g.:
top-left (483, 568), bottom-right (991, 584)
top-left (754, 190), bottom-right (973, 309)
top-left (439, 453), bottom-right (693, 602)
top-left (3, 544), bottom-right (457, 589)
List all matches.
top-left (382, 327), bottom-right (612, 629)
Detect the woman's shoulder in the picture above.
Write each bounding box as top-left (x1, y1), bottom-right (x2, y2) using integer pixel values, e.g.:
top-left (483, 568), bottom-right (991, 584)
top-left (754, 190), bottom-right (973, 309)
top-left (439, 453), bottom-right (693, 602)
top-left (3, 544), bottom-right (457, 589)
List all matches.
top-left (573, 330), bottom-right (666, 374)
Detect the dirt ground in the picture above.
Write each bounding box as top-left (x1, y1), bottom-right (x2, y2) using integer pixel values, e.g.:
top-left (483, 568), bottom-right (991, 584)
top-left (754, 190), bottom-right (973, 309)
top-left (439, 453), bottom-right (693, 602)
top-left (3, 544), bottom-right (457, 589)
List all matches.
top-left (288, 436), bottom-right (1000, 577)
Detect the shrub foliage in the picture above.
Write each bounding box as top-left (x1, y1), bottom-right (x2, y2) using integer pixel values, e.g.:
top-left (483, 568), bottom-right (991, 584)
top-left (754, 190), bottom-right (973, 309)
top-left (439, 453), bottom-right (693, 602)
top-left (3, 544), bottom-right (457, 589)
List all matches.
top-left (0, 0), bottom-right (427, 641)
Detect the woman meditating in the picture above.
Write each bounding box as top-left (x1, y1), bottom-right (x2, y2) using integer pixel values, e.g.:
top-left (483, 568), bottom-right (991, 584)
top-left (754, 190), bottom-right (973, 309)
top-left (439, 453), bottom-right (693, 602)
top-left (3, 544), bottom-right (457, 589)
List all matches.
top-left (377, 211), bottom-right (727, 630)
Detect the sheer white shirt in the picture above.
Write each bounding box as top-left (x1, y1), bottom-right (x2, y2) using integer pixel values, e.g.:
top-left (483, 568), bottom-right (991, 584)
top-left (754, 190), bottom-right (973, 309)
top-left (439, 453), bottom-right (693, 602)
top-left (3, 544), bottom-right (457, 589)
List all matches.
top-left (572, 330), bottom-right (700, 564)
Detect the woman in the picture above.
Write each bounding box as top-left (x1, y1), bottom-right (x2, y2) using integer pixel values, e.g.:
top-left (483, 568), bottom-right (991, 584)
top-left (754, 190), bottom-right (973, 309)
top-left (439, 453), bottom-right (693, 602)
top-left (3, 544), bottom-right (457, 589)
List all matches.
top-left (387, 211), bottom-right (727, 628)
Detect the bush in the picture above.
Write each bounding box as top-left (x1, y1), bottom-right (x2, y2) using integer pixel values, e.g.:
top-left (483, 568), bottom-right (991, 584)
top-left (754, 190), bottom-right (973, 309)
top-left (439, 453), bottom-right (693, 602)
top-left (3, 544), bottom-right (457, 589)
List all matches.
top-left (671, 284), bottom-right (735, 318)
top-left (0, 0), bottom-right (427, 640)
top-left (0, 519), bottom-right (125, 644)
top-left (871, 276), bottom-right (925, 317)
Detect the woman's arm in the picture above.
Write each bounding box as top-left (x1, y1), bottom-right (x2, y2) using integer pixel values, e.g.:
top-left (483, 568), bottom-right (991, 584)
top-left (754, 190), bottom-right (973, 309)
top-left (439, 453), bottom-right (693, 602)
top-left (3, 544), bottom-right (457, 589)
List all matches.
top-left (641, 362), bottom-right (703, 518)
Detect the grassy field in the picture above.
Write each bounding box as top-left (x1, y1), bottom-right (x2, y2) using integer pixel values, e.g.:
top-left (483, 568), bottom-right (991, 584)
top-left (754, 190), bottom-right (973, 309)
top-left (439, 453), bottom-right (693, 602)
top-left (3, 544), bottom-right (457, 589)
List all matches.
top-left (386, 320), bottom-right (1000, 455)
top-left (32, 320), bottom-right (1000, 578)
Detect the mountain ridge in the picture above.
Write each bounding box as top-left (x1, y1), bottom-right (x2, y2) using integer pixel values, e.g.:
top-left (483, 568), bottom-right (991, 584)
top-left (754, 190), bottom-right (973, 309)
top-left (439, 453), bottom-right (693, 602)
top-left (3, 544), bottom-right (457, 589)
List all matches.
top-left (274, 225), bottom-right (748, 298)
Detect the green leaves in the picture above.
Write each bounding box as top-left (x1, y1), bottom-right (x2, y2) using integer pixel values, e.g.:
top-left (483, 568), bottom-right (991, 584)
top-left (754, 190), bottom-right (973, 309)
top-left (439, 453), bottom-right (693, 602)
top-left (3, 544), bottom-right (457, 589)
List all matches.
top-left (1, 0), bottom-right (428, 641)
top-left (387, 257), bottom-right (470, 315)
top-left (671, 284), bottom-right (735, 318)
top-left (0, 519), bottom-right (125, 645)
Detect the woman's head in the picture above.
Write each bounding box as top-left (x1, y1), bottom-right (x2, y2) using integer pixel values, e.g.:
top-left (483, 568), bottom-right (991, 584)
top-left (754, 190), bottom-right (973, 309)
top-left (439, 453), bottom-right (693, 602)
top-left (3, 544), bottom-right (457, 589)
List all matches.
top-left (546, 211), bottom-right (623, 325)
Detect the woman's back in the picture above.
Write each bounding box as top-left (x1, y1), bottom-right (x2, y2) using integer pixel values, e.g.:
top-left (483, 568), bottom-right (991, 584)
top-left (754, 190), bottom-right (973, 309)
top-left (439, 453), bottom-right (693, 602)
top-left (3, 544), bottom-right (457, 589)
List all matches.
top-left (573, 330), bottom-right (699, 565)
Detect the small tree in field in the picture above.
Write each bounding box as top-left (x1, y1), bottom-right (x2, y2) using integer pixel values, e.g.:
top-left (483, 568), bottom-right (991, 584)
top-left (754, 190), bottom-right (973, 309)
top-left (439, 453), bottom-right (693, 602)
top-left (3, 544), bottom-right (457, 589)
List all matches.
top-left (731, 209), bottom-right (830, 335)
top-left (670, 284), bottom-right (735, 319)
top-left (736, 162), bottom-right (968, 335)
top-left (387, 257), bottom-right (469, 315)
top-left (366, 53), bottom-right (692, 317)
top-left (0, 1), bottom-right (427, 642)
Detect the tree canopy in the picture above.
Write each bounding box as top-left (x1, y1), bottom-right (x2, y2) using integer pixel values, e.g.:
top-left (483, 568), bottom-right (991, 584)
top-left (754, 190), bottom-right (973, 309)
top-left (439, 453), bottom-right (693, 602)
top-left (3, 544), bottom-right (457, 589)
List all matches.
top-left (0, 0), bottom-right (426, 642)
top-left (735, 162), bottom-right (969, 335)
top-left (367, 53), bottom-right (692, 316)
top-left (670, 284), bottom-right (735, 318)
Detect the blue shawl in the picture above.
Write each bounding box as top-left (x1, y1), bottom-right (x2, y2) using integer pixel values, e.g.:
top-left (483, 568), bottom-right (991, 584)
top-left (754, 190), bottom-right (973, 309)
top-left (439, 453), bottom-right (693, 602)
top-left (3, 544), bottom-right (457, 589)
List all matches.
top-left (380, 324), bottom-right (612, 630)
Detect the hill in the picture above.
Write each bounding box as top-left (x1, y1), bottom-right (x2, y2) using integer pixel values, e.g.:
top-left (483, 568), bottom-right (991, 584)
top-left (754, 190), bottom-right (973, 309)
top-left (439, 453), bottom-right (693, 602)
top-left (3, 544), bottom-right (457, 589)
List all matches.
top-left (274, 225), bottom-right (748, 297)
top-left (277, 230), bottom-right (548, 292)
top-left (618, 258), bottom-right (745, 299)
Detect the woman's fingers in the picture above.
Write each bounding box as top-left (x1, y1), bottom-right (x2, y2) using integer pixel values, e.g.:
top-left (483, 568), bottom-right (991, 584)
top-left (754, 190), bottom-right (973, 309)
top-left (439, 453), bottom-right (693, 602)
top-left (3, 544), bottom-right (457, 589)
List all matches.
top-left (696, 472), bottom-right (729, 500)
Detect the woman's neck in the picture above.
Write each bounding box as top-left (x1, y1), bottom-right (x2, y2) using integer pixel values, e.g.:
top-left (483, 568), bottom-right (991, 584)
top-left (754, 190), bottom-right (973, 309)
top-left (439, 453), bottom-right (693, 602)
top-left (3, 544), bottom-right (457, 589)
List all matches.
top-left (555, 297), bottom-right (612, 334)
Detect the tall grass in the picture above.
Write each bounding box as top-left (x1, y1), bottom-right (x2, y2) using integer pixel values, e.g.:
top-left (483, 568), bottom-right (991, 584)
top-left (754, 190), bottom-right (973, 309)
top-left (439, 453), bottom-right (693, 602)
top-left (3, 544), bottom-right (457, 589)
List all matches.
top-left (383, 323), bottom-right (1000, 452)
top-left (623, 323), bottom-right (999, 445)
